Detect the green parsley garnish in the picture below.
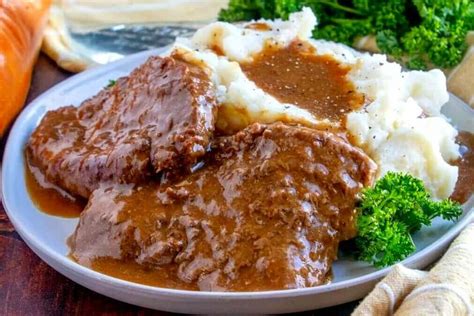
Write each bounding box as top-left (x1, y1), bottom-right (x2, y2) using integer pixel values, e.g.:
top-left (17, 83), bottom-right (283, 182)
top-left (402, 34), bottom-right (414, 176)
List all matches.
top-left (106, 79), bottom-right (117, 88)
top-left (354, 172), bottom-right (462, 267)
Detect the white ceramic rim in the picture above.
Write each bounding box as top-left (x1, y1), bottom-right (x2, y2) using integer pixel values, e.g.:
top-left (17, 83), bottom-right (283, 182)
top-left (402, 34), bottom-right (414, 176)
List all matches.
top-left (2, 48), bottom-right (474, 303)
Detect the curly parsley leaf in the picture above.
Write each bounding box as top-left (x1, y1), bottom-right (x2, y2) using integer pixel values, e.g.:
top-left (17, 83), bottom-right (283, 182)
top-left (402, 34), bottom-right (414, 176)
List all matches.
top-left (355, 172), bottom-right (463, 267)
top-left (106, 79), bottom-right (116, 88)
top-left (398, 0), bottom-right (473, 69)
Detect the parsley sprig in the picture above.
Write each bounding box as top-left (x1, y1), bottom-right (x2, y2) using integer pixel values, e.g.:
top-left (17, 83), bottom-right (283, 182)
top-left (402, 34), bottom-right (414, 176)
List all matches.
top-left (355, 172), bottom-right (462, 267)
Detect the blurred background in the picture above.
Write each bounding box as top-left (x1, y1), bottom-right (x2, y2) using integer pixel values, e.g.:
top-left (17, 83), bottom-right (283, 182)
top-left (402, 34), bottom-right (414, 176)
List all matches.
top-left (60, 0), bottom-right (227, 63)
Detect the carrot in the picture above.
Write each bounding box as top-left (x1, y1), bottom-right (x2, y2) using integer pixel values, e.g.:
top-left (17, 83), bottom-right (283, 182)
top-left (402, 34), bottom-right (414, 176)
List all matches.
top-left (0, 0), bottom-right (51, 136)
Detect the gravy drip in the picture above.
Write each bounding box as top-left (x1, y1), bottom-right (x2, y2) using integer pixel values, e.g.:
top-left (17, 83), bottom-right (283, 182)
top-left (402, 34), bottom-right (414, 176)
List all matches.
top-left (451, 131), bottom-right (474, 204)
top-left (241, 41), bottom-right (365, 122)
top-left (25, 159), bottom-right (85, 218)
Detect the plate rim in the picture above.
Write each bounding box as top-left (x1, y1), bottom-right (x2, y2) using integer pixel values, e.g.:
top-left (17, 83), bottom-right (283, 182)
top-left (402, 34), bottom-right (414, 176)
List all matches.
top-left (2, 48), bottom-right (474, 303)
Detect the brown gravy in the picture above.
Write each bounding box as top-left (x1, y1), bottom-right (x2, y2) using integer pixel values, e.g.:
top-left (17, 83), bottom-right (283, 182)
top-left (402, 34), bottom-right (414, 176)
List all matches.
top-left (68, 123), bottom-right (376, 291)
top-left (451, 131), bottom-right (474, 204)
top-left (241, 41), bottom-right (365, 122)
top-left (25, 160), bottom-right (85, 218)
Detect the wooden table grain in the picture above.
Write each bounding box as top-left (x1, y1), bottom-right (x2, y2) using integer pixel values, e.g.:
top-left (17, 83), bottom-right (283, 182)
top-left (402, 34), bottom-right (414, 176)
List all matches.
top-left (0, 54), bottom-right (359, 316)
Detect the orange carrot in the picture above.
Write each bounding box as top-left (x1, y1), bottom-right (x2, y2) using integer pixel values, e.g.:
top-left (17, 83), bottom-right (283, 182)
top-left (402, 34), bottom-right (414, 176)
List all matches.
top-left (0, 0), bottom-right (51, 136)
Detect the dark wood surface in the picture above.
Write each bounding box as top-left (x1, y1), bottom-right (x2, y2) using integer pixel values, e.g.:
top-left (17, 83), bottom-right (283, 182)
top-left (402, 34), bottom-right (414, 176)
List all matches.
top-left (0, 54), bottom-right (359, 315)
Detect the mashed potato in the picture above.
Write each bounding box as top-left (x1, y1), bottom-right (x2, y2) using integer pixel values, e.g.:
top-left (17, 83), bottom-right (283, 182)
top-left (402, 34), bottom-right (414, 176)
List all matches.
top-left (167, 8), bottom-right (459, 199)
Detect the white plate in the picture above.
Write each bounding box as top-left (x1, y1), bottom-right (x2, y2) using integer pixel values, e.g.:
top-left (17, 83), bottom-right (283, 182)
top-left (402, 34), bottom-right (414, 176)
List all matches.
top-left (3, 48), bottom-right (474, 314)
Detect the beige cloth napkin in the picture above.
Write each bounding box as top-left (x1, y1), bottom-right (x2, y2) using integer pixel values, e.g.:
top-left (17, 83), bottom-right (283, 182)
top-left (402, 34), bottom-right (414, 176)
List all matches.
top-left (42, 5), bottom-right (95, 72)
top-left (353, 223), bottom-right (474, 316)
top-left (448, 44), bottom-right (474, 107)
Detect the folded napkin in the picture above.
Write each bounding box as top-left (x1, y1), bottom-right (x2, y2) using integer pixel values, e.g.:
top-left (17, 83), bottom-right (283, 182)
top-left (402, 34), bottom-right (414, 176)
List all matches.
top-left (353, 222), bottom-right (474, 316)
top-left (448, 44), bottom-right (474, 107)
top-left (42, 5), bottom-right (95, 73)
top-left (352, 265), bottom-right (427, 316)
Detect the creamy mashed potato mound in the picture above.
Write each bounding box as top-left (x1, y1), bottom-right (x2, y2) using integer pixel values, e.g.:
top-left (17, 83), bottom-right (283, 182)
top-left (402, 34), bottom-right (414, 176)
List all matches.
top-left (167, 8), bottom-right (459, 199)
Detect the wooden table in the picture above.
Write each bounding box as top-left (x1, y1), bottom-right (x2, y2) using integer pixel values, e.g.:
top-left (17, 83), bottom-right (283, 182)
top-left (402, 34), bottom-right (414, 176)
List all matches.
top-left (0, 54), bottom-right (359, 315)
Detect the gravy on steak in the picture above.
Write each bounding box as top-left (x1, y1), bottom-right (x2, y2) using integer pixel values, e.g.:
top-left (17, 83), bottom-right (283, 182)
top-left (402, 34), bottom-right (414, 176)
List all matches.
top-left (69, 123), bottom-right (376, 291)
top-left (27, 54), bottom-right (217, 199)
top-left (241, 40), bottom-right (365, 122)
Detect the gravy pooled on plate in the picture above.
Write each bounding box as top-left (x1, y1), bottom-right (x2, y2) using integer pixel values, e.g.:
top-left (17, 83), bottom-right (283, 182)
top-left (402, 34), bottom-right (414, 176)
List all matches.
top-left (25, 160), bottom-right (85, 218)
top-left (451, 131), bottom-right (474, 204)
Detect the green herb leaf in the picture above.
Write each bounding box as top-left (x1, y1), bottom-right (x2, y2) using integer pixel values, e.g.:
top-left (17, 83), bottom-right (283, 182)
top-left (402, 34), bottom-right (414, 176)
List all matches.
top-left (355, 172), bottom-right (462, 267)
top-left (106, 79), bottom-right (117, 88)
